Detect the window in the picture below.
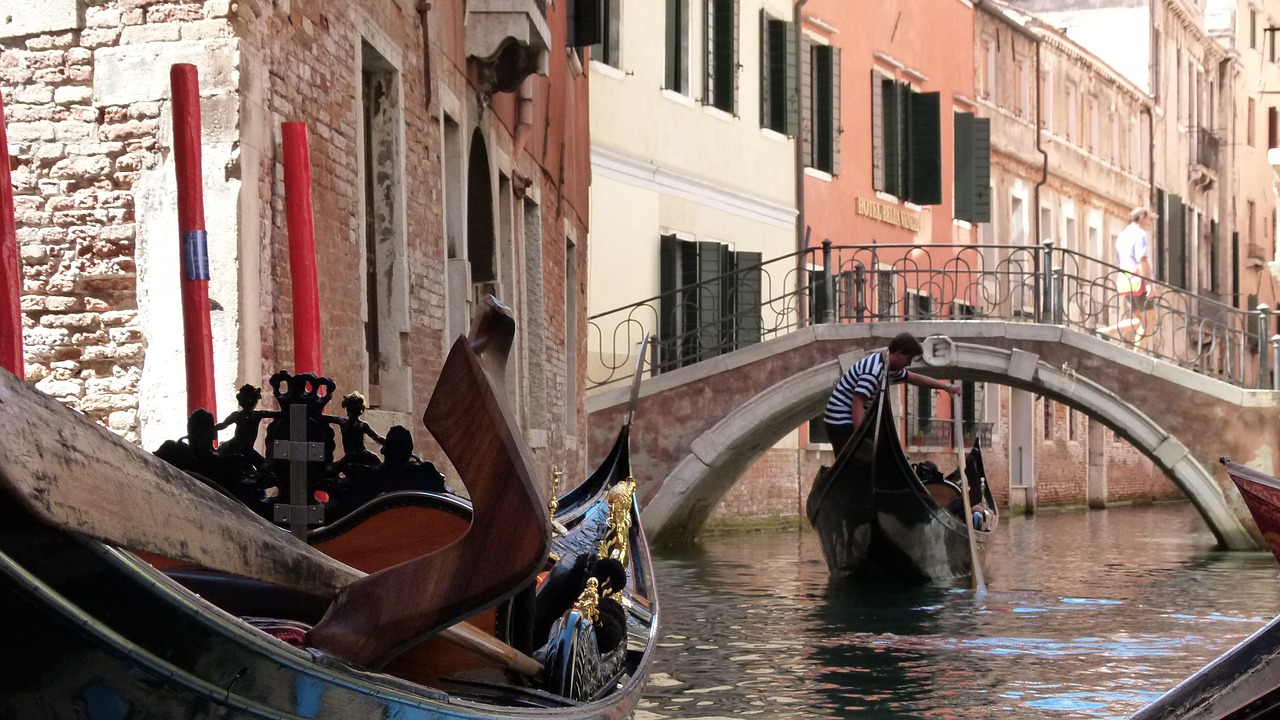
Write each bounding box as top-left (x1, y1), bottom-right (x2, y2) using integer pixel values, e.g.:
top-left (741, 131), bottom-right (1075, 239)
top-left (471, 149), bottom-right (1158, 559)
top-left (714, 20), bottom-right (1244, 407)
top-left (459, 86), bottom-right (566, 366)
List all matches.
top-left (704, 0), bottom-right (738, 113)
top-left (1043, 398), bottom-right (1053, 439)
top-left (360, 42), bottom-right (409, 410)
top-left (1041, 70), bottom-right (1053, 131)
top-left (1249, 98), bottom-right (1257, 146)
top-left (1088, 98), bottom-right (1099, 153)
top-left (1010, 195), bottom-right (1027, 244)
top-left (954, 112), bottom-right (991, 223)
top-left (1252, 10), bottom-right (1258, 50)
top-left (759, 12), bottom-right (796, 135)
top-left (586, 0), bottom-right (621, 68)
top-left (981, 39), bottom-right (996, 103)
top-left (871, 74), bottom-right (941, 203)
top-left (807, 43), bottom-right (840, 173)
top-left (1270, 107), bottom-right (1278, 149)
top-left (658, 235), bottom-right (761, 371)
top-left (665, 0), bottom-right (689, 93)
top-left (876, 269), bottom-right (897, 319)
top-left (1017, 59), bottom-right (1030, 119)
top-left (1066, 83), bottom-right (1078, 143)
top-left (1153, 28), bottom-right (1162, 100)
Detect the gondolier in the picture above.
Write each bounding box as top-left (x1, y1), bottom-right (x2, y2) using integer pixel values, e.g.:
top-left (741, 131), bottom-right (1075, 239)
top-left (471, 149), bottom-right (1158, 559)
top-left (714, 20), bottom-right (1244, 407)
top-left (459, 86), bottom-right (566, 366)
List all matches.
top-left (823, 332), bottom-right (960, 453)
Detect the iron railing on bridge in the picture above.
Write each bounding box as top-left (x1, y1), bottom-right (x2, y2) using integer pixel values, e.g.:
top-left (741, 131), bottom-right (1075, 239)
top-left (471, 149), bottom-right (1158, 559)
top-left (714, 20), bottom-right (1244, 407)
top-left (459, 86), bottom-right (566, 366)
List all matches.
top-left (587, 242), bottom-right (1279, 391)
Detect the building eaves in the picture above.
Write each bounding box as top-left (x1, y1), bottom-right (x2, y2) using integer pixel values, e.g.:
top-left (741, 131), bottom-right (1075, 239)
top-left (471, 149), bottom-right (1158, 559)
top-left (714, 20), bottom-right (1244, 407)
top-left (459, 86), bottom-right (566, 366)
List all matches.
top-left (1026, 19), bottom-right (1154, 103)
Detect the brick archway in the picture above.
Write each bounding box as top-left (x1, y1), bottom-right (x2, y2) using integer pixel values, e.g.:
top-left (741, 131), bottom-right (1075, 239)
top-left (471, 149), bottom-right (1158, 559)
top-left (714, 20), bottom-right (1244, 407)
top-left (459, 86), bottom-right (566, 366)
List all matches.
top-left (586, 322), bottom-right (1279, 548)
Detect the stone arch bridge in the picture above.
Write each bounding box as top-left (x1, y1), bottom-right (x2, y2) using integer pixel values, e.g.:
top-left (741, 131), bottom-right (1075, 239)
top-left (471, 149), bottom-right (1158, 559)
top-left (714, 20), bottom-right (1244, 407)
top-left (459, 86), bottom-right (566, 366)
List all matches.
top-left (586, 321), bottom-right (1280, 549)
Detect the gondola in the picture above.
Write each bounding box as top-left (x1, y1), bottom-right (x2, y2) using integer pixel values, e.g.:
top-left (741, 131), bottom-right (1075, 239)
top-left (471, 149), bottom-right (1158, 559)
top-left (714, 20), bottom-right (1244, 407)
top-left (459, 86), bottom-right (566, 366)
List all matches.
top-left (0, 301), bottom-right (658, 718)
top-left (805, 395), bottom-right (997, 583)
top-left (1119, 459), bottom-right (1280, 720)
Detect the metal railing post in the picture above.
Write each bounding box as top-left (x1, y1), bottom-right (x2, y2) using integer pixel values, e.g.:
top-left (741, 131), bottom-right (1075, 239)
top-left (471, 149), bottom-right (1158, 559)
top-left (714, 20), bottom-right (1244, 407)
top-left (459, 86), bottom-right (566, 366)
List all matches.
top-left (1040, 239), bottom-right (1054, 324)
top-left (822, 239), bottom-right (835, 324)
top-left (854, 263), bottom-right (866, 322)
top-left (1257, 303), bottom-right (1271, 389)
top-left (1271, 334), bottom-right (1280, 391)
top-left (1052, 268), bottom-right (1064, 325)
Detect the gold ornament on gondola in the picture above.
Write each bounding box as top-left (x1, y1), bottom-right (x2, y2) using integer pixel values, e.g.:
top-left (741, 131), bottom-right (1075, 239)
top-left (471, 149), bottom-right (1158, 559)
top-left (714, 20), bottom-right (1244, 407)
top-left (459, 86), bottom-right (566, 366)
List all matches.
top-left (573, 576), bottom-right (600, 623)
top-left (548, 465), bottom-right (568, 537)
top-left (596, 477), bottom-right (635, 567)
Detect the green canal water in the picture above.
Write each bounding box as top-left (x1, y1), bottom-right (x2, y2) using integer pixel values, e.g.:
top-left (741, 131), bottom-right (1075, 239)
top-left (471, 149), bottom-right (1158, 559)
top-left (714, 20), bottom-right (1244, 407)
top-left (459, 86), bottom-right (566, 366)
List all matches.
top-left (638, 503), bottom-right (1280, 719)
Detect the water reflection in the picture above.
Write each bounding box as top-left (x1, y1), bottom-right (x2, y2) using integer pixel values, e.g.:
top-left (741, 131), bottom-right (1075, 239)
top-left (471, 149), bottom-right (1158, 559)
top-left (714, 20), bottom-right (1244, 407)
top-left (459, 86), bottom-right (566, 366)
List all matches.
top-left (639, 504), bottom-right (1280, 719)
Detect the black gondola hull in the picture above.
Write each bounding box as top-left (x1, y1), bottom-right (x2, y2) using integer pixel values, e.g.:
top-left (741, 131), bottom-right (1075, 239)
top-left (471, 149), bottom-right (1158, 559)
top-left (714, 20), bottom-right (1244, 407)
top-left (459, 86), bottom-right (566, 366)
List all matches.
top-left (807, 400), bottom-right (995, 584)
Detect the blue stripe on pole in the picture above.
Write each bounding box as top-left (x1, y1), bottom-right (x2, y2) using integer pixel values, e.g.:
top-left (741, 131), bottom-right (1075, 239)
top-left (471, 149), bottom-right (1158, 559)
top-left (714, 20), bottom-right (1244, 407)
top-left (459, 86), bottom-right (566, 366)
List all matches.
top-left (182, 230), bottom-right (210, 281)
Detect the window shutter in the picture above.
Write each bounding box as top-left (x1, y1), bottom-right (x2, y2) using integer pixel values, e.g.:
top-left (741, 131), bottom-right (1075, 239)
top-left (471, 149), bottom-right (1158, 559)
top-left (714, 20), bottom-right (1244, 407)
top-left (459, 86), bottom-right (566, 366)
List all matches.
top-left (813, 46), bottom-right (833, 172)
top-left (732, 0), bottom-right (740, 116)
top-left (759, 10), bottom-right (770, 128)
top-left (696, 241), bottom-right (725, 361)
top-left (658, 234), bottom-right (679, 371)
top-left (1210, 219), bottom-right (1220, 294)
top-left (733, 251), bottom-right (762, 346)
top-left (704, 0), bottom-right (715, 105)
top-left (872, 71), bottom-right (885, 190)
top-left (666, 0), bottom-right (678, 89)
top-left (908, 91), bottom-right (942, 205)
top-left (1167, 194), bottom-right (1185, 288)
top-left (973, 117), bottom-right (991, 223)
top-left (800, 36), bottom-right (812, 167)
top-left (784, 21), bottom-right (798, 136)
top-left (831, 47), bottom-right (841, 175)
top-left (1270, 106), bottom-right (1278, 149)
top-left (954, 112), bottom-right (975, 222)
top-left (883, 80), bottom-right (905, 196)
top-left (570, 0), bottom-right (603, 48)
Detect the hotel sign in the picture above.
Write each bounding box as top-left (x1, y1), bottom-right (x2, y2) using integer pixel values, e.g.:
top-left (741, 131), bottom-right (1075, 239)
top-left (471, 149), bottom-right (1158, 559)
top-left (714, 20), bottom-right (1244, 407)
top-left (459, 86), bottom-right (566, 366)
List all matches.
top-left (856, 197), bottom-right (921, 232)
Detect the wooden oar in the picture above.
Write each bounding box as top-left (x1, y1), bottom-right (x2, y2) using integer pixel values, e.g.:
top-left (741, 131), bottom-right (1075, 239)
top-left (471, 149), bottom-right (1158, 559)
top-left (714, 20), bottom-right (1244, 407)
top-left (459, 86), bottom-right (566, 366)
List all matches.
top-left (0, 367), bottom-right (545, 675)
top-left (952, 391), bottom-right (986, 593)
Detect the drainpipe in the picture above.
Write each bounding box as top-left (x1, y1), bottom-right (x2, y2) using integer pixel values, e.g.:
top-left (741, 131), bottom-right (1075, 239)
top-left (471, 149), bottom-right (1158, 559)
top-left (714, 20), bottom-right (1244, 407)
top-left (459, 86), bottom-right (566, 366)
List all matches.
top-left (1033, 34), bottom-right (1047, 254)
top-left (794, 0), bottom-right (809, 326)
top-left (417, 2), bottom-right (432, 111)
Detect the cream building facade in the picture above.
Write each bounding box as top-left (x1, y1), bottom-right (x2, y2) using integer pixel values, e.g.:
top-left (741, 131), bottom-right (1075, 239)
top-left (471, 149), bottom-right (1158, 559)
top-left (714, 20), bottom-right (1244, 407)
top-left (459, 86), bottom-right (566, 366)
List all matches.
top-left (586, 0), bottom-right (798, 383)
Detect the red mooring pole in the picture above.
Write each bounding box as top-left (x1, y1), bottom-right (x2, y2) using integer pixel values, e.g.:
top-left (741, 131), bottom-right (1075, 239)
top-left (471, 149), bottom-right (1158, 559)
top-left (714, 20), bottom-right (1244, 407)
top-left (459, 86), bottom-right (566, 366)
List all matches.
top-left (0, 90), bottom-right (22, 377)
top-left (282, 122), bottom-right (322, 375)
top-left (170, 64), bottom-right (217, 416)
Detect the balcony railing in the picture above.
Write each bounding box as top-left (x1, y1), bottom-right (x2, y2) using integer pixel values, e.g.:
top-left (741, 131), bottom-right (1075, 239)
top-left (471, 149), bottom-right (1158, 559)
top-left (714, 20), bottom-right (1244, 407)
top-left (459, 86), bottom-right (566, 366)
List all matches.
top-left (1192, 127), bottom-right (1220, 170)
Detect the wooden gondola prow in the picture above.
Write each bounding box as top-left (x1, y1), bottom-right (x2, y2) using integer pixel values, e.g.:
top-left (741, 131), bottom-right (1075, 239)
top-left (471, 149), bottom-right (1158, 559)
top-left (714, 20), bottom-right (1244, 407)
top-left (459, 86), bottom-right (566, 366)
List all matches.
top-left (953, 392), bottom-right (986, 593)
top-left (306, 297), bottom-right (551, 670)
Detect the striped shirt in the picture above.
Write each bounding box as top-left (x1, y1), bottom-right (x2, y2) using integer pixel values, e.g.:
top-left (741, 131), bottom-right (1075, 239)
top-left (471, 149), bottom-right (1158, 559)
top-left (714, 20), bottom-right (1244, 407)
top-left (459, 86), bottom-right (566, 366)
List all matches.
top-left (823, 351), bottom-right (908, 426)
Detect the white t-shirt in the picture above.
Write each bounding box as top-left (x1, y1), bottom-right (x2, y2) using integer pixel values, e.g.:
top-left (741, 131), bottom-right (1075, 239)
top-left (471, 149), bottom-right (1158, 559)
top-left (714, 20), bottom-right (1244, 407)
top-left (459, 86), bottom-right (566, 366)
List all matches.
top-left (1115, 221), bottom-right (1149, 271)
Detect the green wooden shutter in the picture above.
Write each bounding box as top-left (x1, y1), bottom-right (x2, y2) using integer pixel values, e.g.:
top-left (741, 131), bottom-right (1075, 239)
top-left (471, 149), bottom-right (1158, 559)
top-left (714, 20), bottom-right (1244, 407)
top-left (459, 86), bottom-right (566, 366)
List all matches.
top-left (696, 241), bottom-right (725, 361)
top-left (800, 36), bottom-right (812, 166)
top-left (907, 91), bottom-right (942, 205)
top-left (1155, 188), bottom-right (1166, 278)
top-left (882, 78), bottom-right (900, 195)
top-left (1168, 194), bottom-right (1185, 288)
top-left (1210, 219), bottom-right (1220, 294)
top-left (759, 10), bottom-right (771, 128)
top-left (973, 117), bottom-right (991, 223)
top-left (954, 112), bottom-right (975, 222)
top-left (734, 251), bottom-right (762, 347)
top-left (831, 47), bottom-right (841, 176)
top-left (814, 46), bottom-right (833, 172)
top-left (704, 0), bottom-right (715, 105)
top-left (659, 234), bottom-right (679, 371)
top-left (784, 21), bottom-right (798, 136)
top-left (665, 0), bottom-right (686, 92)
top-left (872, 71), bottom-right (885, 190)
top-left (732, 0), bottom-right (740, 116)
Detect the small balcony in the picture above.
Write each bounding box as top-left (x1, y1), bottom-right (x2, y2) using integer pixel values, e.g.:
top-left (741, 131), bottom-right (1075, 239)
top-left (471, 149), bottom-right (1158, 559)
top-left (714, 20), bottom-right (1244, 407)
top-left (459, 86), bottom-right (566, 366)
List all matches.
top-left (466, 0), bottom-right (551, 93)
top-left (1190, 127), bottom-right (1220, 188)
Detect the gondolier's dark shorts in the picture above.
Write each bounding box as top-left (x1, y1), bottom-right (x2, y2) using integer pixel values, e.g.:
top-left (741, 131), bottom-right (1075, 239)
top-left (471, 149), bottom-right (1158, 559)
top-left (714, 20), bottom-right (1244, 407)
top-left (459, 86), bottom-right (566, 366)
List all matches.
top-left (825, 422), bottom-right (854, 455)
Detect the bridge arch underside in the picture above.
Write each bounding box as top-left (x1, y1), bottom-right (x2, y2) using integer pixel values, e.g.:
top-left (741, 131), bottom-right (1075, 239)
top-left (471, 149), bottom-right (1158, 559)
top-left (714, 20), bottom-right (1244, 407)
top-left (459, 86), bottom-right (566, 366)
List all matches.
top-left (642, 339), bottom-right (1259, 551)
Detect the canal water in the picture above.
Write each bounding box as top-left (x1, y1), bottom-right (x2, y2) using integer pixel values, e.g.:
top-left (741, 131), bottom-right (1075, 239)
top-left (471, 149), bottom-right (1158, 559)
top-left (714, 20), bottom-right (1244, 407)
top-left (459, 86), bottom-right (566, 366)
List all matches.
top-left (638, 503), bottom-right (1280, 719)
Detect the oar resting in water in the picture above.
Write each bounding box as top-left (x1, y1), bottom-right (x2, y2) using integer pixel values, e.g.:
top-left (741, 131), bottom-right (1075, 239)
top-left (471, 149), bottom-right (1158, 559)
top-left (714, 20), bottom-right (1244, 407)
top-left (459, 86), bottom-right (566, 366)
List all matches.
top-left (0, 298), bottom-right (550, 675)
